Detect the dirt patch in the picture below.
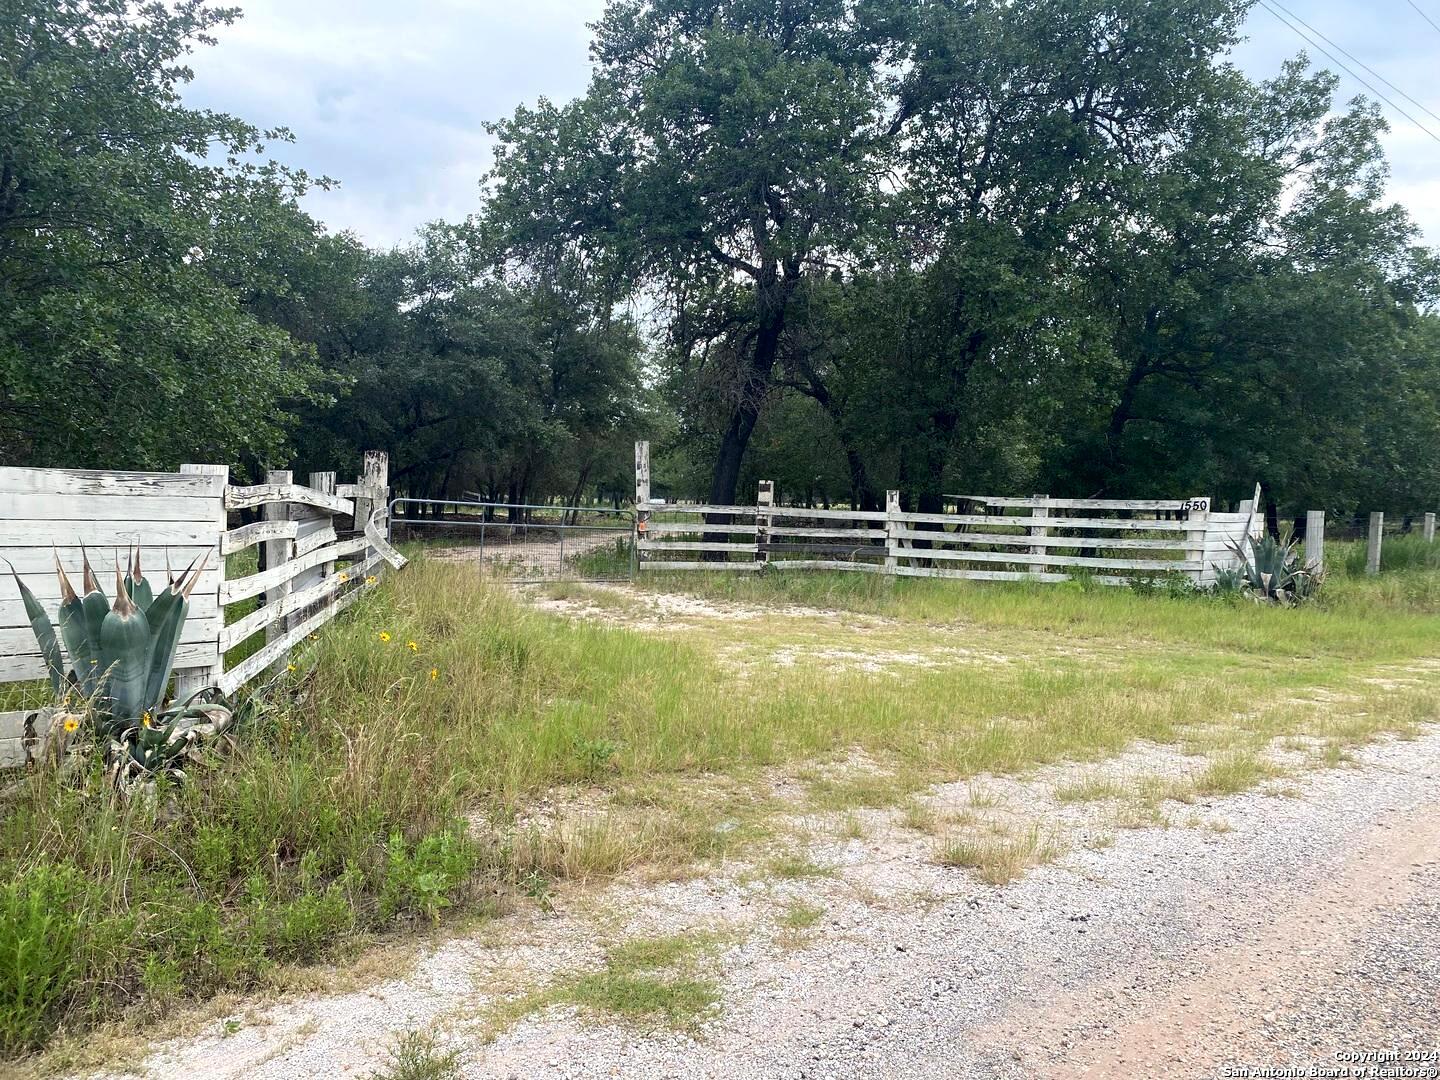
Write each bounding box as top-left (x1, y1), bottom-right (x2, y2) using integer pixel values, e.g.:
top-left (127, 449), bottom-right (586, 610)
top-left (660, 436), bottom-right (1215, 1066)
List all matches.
top-left (523, 584), bottom-right (1104, 675)
top-left (425, 531), bottom-right (627, 577)
top-left (535, 585), bottom-right (885, 628)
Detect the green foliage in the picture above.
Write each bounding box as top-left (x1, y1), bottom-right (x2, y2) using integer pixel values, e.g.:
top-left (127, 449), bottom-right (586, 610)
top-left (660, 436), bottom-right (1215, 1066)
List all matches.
top-left (379, 831), bottom-right (475, 924)
top-left (0, 743), bottom-right (484, 1054)
top-left (0, 0), bottom-right (331, 470)
top-left (485, 0), bottom-right (1440, 516)
top-left (8, 555), bottom-right (1440, 1055)
top-left (1337, 534), bottom-right (1440, 577)
top-left (488, 931), bottom-right (724, 1035)
top-left (572, 736), bottom-right (623, 782)
top-left (0, 863), bottom-right (82, 1056)
top-left (1127, 572), bottom-right (1201, 601)
top-left (368, 1032), bottom-right (462, 1080)
top-left (9, 549), bottom-right (233, 787)
top-left (486, 0), bottom-right (896, 504)
top-left (284, 229), bottom-right (653, 508)
top-left (1226, 529), bottom-right (1321, 605)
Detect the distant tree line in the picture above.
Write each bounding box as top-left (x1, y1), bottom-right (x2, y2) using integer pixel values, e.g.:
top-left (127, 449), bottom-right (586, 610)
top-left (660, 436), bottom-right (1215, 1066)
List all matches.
top-left (3, 0), bottom-right (1437, 524)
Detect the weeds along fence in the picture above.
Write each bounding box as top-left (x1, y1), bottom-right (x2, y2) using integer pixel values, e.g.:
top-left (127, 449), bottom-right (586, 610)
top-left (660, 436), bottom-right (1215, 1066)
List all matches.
top-left (0, 451), bottom-right (406, 767)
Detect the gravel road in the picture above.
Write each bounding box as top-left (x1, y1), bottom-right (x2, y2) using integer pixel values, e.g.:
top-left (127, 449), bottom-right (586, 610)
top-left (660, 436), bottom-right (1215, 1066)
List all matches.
top-left (111, 729), bottom-right (1440, 1080)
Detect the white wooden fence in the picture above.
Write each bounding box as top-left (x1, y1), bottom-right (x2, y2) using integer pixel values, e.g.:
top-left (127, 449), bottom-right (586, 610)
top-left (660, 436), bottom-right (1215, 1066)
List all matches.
top-left (0, 451), bottom-right (405, 767)
top-left (636, 472), bottom-right (1263, 588)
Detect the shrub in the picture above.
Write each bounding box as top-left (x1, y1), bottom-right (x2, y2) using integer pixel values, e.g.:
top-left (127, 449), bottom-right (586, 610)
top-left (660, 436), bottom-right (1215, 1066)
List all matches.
top-left (380, 830), bottom-right (476, 923)
top-left (1223, 527), bottom-right (1320, 604)
top-left (0, 863), bottom-right (85, 1056)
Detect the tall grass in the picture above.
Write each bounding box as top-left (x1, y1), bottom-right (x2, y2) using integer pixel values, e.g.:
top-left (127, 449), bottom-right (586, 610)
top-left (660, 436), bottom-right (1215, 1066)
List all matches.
top-left (3, 553), bottom-right (1438, 1059)
top-left (635, 559), bottom-right (1440, 653)
top-left (1331, 534), bottom-right (1440, 579)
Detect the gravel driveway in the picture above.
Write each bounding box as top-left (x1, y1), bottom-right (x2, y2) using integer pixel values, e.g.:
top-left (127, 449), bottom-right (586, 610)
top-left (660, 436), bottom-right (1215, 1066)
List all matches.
top-left (109, 728), bottom-right (1440, 1080)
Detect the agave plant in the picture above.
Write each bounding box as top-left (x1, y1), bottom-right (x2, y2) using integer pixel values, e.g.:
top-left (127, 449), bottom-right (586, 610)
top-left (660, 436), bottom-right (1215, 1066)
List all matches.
top-left (1223, 527), bottom-right (1321, 604)
top-left (8, 547), bottom-right (235, 785)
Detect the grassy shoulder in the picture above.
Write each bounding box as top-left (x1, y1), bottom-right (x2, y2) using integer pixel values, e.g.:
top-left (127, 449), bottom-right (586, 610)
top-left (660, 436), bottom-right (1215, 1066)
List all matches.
top-left (3, 553), bottom-right (1438, 1064)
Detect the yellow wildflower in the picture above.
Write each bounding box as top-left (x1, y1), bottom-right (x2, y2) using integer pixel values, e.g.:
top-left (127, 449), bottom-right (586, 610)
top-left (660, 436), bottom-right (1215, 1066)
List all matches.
top-left (429, 667), bottom-right (439, 681)
top-left (287, 663), bottom-right (297, 673)
top-left (366, 575), bottom-right (377, 585)
top-left (63, 716), bottom-right (80, 734)
top-left (406, 640), bottom-right (418, 652)
top-left (338, 572), bottom-right (349, 583)
top-left (379, 631), bottom-right (391, 643)
top-left (141, 711), bottom-right (152, 729)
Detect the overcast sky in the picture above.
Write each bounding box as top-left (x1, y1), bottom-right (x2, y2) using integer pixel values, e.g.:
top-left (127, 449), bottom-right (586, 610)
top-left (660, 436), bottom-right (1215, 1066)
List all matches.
top-left (183, 0), bottom-right (1440, 249)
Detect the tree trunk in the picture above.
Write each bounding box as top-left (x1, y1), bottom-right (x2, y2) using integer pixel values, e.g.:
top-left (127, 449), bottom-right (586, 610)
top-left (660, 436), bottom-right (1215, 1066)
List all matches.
top-left (1264, 493), bottom-right (1280, 539)
top-left (708, 400), bottom-right (761, 507)
top-left (708, 276), bottom-right (789, 506)
top-left (567, 462), bottom-right (594, 524)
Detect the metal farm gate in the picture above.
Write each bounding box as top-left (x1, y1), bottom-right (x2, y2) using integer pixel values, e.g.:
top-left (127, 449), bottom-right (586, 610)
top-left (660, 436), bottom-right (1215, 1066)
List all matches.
top-left (387, 498), bottom-right (635, 582)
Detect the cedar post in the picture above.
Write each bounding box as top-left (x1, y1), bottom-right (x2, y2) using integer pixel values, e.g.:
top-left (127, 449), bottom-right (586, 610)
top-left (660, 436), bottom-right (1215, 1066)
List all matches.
top-left (352, 451), bottom-right (389, 539)
top-left (1304, 510), bottom-right (1325, 574)
top-left (1424, 512), bottom-right (1436, 544)
top-left (264, 469), bottom-right (295, 674)
top-left (1184, 496), bottom-right (1210, 586)
top-left (309, 470), bottom-right (338, 604)
top-left (756, 480), bottom-right (774, 565)
top-left (1028, 495), bottom-right (1049, 578)
top-left (174, 463), bottom-right (229, 698)
top-left (1366, 512), bottom-right (1383, 575)
top-left (634, 441), bottom-right (651, 567)
top-left (885, 490), bottom-right (902, 575)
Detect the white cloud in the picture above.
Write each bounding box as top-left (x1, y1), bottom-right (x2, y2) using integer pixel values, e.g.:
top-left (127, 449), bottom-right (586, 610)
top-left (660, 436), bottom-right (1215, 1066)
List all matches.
top-left (183, 0), bottom-right (1438, 248)
top-left (183, 0), bottom-right (605, 247)
top-left (1233, 0), bottom-right (1440, 245)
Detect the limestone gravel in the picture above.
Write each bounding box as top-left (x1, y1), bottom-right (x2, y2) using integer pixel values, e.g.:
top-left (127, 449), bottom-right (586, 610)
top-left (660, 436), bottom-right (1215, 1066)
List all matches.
top-left (100, 727), bottom-right (1440, 1080)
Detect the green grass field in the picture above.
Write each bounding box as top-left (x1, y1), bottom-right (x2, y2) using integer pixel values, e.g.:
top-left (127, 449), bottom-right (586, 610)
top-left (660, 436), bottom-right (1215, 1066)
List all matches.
top-left (3, 541), bottom-right (1438, 1066)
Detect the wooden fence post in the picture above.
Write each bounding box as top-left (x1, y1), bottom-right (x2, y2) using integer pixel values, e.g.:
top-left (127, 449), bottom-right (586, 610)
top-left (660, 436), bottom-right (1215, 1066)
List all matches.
top-left (1424, 512), bottom-right (1436, 544)
top-left (1184, 496), bottom-right (1210, 585)
top-left (175, 463), bottom-right (228, 699)
top-left (280, 470), bottom-right (339, 628)
top-left (634, 441), bottom-right (650, 567)
top-left (264, 469), bottom-right (295, 674)
top-left (756, 480), bottom-right (774, 566)
top-left (1366, 512), bottom-right (1383, 574)
top-left (884, 490), bottom-right (902, 574)
top-left (352, 451), bottom-right (389, 539)
top-left (1028, 495), bottom-right (1049, 578)
top-left (309, 471), bottom-right (338, 586)
top-left (634, 441), bottom-right (650, 506)
top-left (1304, 510), bottom-right (1325, 574)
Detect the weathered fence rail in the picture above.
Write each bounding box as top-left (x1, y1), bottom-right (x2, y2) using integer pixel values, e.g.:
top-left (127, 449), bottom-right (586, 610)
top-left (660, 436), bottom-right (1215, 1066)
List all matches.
top-left (633, 445), bottom-right (1267, 587)
top-left (0, 451), bottom-right (403, 767)
top-left (640, 490), bottom-right (1254, 586)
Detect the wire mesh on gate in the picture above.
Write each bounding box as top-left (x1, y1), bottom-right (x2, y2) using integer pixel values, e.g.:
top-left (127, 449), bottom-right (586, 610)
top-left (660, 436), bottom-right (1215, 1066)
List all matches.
top-left (387, 499), bottom-right (636, 582)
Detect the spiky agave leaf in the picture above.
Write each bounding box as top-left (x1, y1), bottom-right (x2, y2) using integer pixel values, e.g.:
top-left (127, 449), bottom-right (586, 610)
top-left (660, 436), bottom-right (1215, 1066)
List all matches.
top-left (79, 544), bottom-right (100, 595)
top-left (53, 550), bottom-right (94, 691)
top-left (129, 547), bottom-right (155, 612)
top-left (6, 560), bottom-right (65, 696)
top-left (76, 546), bottom-right (110, 697)
top-left (98, 560), bottom-right (151, 719)
top-left (180, 550), bottom-right (209, 599)
top-left (140, 551), bottom-right (206, 713)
